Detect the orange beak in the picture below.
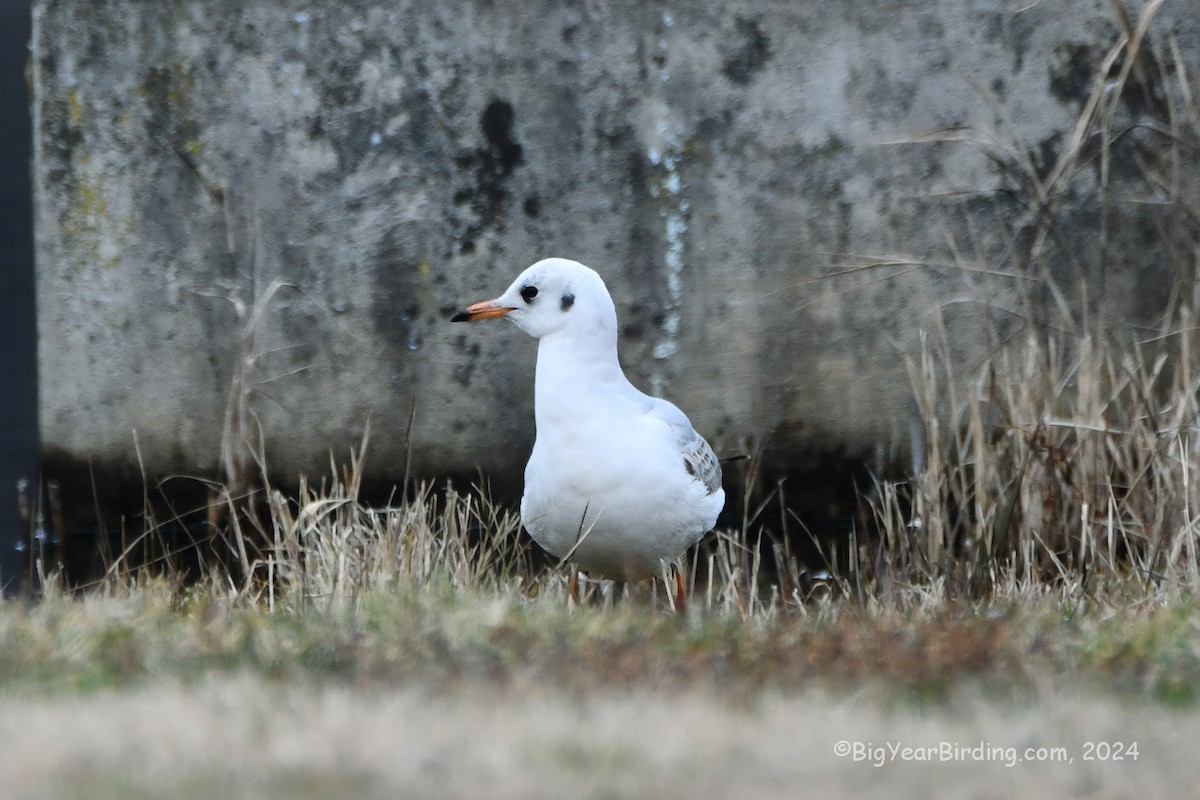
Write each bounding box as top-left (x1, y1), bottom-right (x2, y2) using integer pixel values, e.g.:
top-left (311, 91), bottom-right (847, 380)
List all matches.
top-left (451, 299), bottom-right (516, 322)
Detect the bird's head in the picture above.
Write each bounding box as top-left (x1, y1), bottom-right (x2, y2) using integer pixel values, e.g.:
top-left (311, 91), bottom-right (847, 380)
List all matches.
top-left (451, 257), bottom-right (617, 340)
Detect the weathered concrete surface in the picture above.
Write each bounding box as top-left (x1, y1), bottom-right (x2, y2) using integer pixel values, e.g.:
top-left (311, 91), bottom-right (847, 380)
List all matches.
top-left (32, 0), bottom-right (1199, 484)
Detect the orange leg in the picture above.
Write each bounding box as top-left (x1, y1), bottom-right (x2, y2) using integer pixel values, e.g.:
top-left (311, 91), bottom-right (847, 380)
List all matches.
top-left (671, 563), bottom-right (688, 614)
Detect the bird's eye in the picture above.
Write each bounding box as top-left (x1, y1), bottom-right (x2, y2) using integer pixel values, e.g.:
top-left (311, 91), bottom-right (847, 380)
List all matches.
top-left (520, 285), bottom-right (538, 303)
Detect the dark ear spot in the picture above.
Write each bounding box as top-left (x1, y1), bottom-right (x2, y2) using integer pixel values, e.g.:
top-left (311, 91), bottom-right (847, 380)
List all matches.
top-left (560, 292), bottom-right (575, 311)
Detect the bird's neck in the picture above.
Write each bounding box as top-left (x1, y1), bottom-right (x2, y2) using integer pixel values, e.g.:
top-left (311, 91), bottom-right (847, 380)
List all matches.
top-left (533, 327), bottom-right (630, 432)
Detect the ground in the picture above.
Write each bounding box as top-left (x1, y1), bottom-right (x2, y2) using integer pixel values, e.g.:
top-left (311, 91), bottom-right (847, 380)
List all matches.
top-left (1, 583), bottom-right (1196, 799)
top-left (2, 674), bottom-right (1192, 799)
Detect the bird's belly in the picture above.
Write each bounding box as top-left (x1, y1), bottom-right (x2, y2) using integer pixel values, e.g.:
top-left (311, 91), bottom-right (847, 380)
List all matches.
top-left (521, 436), bottom-right (722, 579)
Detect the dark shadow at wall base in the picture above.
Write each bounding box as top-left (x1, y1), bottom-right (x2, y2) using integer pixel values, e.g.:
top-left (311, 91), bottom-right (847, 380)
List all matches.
top-left (0, 0), bottom-right (37, 595)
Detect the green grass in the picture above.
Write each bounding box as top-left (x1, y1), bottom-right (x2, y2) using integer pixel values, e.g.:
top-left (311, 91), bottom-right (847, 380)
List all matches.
top-left (3, 577), bottom-right (1198, 708)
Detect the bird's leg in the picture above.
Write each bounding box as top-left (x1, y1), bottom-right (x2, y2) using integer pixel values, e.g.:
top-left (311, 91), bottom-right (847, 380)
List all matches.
top-left (569, 570), bottom-right (581, 606)
top-left (660, 559), bottom-right (688, 614)
top-left (672, 562), bottom-right (689, 614)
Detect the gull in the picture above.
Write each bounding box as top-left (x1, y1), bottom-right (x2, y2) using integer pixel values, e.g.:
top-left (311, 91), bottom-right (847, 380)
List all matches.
top-left (451, 258), bottom-right (725, 608)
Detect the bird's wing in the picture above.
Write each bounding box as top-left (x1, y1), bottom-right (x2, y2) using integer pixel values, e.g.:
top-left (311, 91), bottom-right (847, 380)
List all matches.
top-left (645, 397), bottom-right (723, 496)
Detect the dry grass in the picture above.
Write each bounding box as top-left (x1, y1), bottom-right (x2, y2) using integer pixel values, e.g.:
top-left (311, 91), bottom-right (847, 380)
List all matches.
top-left (5, 485), bottom-right (1200, 705)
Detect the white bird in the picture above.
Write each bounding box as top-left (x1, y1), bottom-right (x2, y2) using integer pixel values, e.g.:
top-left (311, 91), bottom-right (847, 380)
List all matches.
top-left (452, 258), bottom-right (725, 606)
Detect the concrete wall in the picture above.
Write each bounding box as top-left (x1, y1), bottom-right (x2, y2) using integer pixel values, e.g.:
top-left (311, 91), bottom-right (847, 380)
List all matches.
top-left (32, 0), bottom-right (1198, 486)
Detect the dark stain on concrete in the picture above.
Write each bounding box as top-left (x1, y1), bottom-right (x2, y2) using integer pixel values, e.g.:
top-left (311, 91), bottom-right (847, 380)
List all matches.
top-left (1049, 42), bottom-right (1097, 104)
top-left (452, 99), bottom-right (525, 251)
top-left (722, 17), bottom-right (771, 85)
top-left (369, 224), bottom-right (427, 367)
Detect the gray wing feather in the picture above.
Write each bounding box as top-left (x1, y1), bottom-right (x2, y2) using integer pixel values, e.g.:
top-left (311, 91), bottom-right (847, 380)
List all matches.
top-left (646, 397), bottom-right (723, 496)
